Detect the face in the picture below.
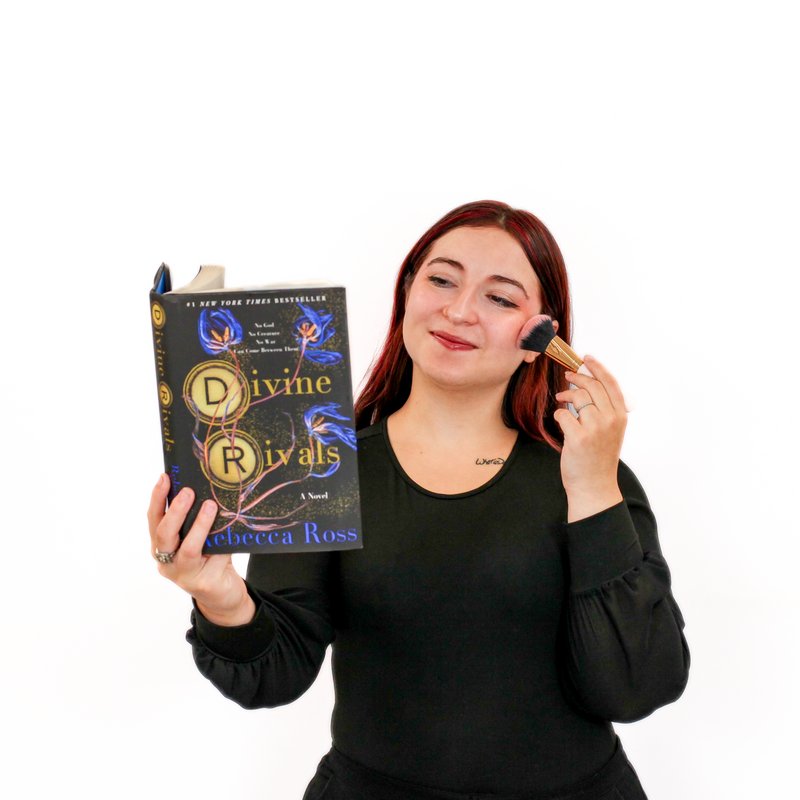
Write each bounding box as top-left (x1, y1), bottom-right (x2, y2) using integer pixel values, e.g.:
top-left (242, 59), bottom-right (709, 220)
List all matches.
top-left (402, 225), bottom-right (543, 394)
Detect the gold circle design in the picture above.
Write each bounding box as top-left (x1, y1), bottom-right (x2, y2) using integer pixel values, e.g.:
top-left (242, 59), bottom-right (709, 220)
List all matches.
top-left (183, 360), bottom-right (250, 425)
top-left (151, 302), bottom-right (166, 329)
top-left (158, 382), bottom-right (173, 407)
top-left (201, 429), bottom-right (264, 490)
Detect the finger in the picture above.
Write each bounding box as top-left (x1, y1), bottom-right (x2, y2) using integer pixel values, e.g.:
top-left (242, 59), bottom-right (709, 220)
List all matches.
top-left (147, 474), bottom-right (171, 547)
top-left (555, 389), bottom-right (601, 423)
top-left (583, 355), bottom-right (628, 412)
top-left (553, 407), bottom-right (581, 436)
top-left (554, 387), bottom-right (595, 406)
top-left (168, 500), bottom-right (228, 588)
top-left (177, 499), bottom-right (219, 563)
top-left (164, 500), bottom-right (229, 592)
top-left (154, 486), bottom-right (194, 558)
top-left (564, 370), bottom-right (613, 414)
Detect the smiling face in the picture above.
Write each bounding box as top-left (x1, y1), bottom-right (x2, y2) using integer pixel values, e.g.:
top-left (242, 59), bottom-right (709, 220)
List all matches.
top-left (401, 225), bottom-right (544, 395)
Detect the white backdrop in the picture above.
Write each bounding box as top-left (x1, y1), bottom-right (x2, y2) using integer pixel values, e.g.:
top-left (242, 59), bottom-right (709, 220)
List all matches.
top-left (2, 2), bottom-right (797, 798)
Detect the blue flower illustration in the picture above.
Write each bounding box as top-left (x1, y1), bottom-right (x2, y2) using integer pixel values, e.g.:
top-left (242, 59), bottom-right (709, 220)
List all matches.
top-left (304, 403), bottom-right (357, 450)
top-left (198, 308), bottom-right (243, 355)
top-left (294, 303), bottom-right (343, 364)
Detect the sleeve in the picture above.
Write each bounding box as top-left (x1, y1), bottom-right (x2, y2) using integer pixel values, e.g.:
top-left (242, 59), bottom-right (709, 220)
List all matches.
top-left (559, 459), bottom-right (690, 722)
top-left (185, 551), bottom-right (336, 710)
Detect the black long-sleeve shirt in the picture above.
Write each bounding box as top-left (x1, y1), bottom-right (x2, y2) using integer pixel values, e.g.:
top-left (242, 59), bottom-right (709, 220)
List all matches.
top-left (187, 419), bottom-right (689, 794)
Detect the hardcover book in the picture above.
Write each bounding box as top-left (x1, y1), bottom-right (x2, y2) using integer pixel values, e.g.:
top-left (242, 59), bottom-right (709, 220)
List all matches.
top-left (149, 264), bottom-right (363, 554)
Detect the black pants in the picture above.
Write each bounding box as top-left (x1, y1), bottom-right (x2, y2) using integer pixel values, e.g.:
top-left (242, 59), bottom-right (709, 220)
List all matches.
top-left (302, 737), bottom-right (648, 800)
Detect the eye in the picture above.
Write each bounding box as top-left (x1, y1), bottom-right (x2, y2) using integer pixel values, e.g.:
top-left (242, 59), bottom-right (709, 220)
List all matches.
top-left (487, 294), bottom-right (519, 309)
top-left (427, 275), bottom-right (454, 288)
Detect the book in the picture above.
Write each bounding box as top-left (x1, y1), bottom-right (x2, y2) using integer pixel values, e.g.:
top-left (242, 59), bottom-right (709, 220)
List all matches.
top-left (149, 264), bottom-right (363, 554)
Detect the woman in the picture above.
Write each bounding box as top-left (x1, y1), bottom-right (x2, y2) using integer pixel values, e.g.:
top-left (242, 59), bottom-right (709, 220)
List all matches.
top-left (148, 201), bottom-right (690, 799)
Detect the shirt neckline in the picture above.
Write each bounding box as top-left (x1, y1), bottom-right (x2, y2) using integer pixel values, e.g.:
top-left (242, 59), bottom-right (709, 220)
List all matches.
top-left (379, 416), bottom-right (523, 499)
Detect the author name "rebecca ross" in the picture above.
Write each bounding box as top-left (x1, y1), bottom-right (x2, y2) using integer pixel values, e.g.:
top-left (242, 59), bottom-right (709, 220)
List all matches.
top-left (204, 522), bottom-right (359, 550)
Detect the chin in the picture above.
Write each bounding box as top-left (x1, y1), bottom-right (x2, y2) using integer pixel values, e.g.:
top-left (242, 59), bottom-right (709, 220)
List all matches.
top-left (406, 339), bottom-right (524, 392)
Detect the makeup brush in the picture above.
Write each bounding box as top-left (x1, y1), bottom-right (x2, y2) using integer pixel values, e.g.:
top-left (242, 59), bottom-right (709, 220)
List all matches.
top-left (518, 314), bottom-right (633, 415)
top-left (518, 315), bottom-right (592, 374)
top-left (518, 314), bottom-right (593, 418)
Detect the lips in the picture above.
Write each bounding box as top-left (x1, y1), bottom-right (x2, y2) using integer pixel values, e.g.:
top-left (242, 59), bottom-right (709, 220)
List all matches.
top-left (431, 330), bottom-right (477, 350)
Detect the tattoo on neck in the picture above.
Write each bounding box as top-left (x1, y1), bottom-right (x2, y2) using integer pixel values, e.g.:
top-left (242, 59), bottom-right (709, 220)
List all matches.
top-left (475, 457), bottom-right (505, 466)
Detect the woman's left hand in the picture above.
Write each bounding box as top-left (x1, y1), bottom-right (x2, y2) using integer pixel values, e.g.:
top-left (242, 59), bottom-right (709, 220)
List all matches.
top-left (553, 354), bottom-right (628, 517)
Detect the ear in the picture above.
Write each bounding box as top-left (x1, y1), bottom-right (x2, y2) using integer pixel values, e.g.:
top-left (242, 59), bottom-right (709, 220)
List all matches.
top-left (552, 319), bottom-right (559, 334)
top-left (522, 350), bottom-right (539, 364)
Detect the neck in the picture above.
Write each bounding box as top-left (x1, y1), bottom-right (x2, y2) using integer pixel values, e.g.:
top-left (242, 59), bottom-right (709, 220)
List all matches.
top-left (389, 368), bottom-right (514, 447)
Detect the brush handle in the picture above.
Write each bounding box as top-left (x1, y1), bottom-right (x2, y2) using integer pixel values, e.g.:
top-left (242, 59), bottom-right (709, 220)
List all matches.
top-left (567, 362), bottom-right (594, 418)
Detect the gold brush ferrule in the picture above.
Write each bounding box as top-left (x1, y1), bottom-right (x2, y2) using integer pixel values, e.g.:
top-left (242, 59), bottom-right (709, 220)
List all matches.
top-left (544, 337), bottom-right (584, 372)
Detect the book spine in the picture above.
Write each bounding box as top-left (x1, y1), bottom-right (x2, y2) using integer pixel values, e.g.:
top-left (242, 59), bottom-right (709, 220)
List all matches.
top-left (148, 291), bottom-right (185, 521)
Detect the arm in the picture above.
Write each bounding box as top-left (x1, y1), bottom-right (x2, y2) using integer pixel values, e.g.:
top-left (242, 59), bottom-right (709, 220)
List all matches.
top-left (187, 552), bottom-right (335, 710)
top-left (552, 356), bottom-right (689, 721)
top-left (559, 460), bottom-right (690, 722)
top-left (147, 475), bottom-right (335, 711)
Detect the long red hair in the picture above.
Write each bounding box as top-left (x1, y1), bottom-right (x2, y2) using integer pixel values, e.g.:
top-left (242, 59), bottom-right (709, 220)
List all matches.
top-left (354, 200), bottom-right (572, 451)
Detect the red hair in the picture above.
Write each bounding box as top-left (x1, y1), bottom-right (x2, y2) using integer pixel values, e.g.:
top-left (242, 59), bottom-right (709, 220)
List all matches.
top-left (354, 200), bottom-right (572, 451)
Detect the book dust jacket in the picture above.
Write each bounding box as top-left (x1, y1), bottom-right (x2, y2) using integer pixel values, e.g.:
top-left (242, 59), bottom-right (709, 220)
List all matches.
top-left (150, 264), bottom-right (363, 554)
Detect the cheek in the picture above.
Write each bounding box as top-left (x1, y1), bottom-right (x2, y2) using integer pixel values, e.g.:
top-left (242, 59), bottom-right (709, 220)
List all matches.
top-left (488, 313), bottom-right (527, 346)
top-left (511, 301), bottom-right (544, 350)
top-left (489, 315), bottom-right (536, 365)
top-left (401, 295), bottom-right (428, 350)
top-left (403, 284), bottom-right (438, 327)
top-left (516, 288), bottom-right (543, 316)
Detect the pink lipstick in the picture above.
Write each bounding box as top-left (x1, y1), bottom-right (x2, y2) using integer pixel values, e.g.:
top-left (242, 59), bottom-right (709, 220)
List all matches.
top-left (431, 331), bottom-right (477, 350)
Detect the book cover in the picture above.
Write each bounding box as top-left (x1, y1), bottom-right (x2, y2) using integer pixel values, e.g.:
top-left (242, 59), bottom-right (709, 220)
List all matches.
top-left (149, 264), bottom-right (363, 554)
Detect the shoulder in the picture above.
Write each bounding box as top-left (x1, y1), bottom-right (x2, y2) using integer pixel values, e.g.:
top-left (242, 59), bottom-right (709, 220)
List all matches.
top-left (356, 421), bottom-right (383, 443)
top-left (513, 434), bottom-right (649, 503)
top-left (503, 432), bottom-right (564, 497)
top-left (356, 420), bottom-right (385, 454)
top-left (354, 422), bottom-right (394, 495)
top-left (355, 420), bottom-right (388, 464)
top-left (515, 431), bottom-right (562, 469)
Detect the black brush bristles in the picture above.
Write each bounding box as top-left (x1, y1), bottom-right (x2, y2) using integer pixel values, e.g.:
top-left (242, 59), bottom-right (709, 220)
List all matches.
top-left (518, 314), bottom-right (557, 353)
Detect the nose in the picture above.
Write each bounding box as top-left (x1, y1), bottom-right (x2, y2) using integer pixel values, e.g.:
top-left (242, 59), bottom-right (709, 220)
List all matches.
top-left (443, 286), bottom-right (479, 324)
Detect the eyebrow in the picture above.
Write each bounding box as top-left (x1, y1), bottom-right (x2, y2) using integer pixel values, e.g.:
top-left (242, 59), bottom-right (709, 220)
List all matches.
top-left (426, 257), bottom-right (530, 299)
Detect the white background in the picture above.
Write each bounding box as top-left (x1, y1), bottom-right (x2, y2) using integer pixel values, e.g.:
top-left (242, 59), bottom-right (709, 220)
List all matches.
top-left (2, 1), bottom-right (797, 797)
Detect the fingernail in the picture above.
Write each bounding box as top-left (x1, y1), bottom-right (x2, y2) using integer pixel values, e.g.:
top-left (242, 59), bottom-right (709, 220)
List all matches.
top-left (155, 474), bottom-right (164, 489)
top-left (202, 500), bottom-right (216, 515)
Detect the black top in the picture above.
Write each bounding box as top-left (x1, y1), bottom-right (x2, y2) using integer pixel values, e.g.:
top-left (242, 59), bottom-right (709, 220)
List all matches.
top-left (187, 420), bottom-right (689, 794)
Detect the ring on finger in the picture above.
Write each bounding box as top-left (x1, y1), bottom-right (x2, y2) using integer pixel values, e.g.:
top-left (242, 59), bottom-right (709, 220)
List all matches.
top-left (575, 401), bottom-right (596, 415)
top-left (154, 548), bottom-right (178, 564)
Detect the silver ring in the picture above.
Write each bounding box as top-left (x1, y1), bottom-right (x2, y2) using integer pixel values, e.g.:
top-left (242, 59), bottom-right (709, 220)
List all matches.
top-left (575, 401), bottom-right (595, 414)
top-left (154, 548), bottom-right (177, 564)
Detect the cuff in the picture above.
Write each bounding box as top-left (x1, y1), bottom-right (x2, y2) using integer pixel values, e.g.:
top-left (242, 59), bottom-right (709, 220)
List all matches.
top-left (564, 500), bottom-right (644, 593)
top-left (192, 583), bottom-right (276, 661)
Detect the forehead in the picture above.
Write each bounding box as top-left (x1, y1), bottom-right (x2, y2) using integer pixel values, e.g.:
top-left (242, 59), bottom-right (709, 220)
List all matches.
top-left (426, 226), bottom-right (536, 283)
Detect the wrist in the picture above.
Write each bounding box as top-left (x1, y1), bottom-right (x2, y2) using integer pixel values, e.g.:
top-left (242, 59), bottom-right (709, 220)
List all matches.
top-left (195, 586), bottom-right (256, 628)
top-left (565, 483), bottom-right (623, 523)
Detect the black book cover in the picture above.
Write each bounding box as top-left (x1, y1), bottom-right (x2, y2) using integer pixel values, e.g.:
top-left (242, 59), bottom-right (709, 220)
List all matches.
top-left (149, 264), bottom-right (363, 554)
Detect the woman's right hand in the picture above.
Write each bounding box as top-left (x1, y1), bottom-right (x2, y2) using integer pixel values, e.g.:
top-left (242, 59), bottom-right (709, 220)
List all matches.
top-left (147, 474), bottom-right (256, 627)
